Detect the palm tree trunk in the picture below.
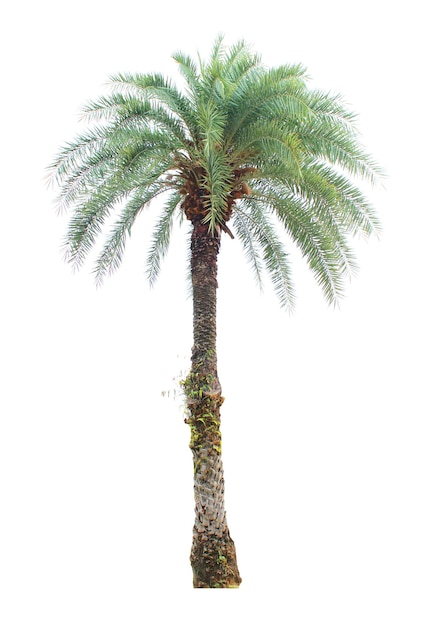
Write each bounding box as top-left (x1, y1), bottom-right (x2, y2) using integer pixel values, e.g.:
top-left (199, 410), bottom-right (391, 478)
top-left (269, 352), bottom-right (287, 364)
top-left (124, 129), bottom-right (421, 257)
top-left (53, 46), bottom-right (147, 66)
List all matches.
top-left (183, 220), bottom-right (242, 588)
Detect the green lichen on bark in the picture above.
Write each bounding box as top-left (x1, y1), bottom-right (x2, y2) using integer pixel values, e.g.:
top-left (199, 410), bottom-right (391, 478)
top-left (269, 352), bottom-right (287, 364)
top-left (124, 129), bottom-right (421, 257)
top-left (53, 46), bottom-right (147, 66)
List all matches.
top-left (182, 368), bottom-right (241, 587)
top-left (183, 371), bottom-right (223, 463)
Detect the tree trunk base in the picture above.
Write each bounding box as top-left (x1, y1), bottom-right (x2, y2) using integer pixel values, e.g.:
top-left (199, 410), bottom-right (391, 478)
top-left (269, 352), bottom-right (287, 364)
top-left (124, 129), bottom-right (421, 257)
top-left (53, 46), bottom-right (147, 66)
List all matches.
top-left (190, 529), bottom-right (242, 588)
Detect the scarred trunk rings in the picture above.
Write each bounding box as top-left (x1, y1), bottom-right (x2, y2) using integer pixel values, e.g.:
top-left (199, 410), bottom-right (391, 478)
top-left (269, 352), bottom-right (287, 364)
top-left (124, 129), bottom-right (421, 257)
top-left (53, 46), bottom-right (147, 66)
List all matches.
top-left (182, 219), bottom-right (242, 588)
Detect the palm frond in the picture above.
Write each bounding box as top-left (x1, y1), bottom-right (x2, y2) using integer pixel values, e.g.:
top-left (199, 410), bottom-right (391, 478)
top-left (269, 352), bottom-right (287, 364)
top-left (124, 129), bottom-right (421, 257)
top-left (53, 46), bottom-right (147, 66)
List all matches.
top-left (46, 129), bottom-right (109, 189)
top-left (246, 203), bottom-right (295, 310)
top-left (233, 203), bottom-right (296, 309)
top-left (298, 160), bottom-right (382, 238)
top-left (201, 150), bottom-right (233, 231)
top-left (109, 72), bottom-right (198, 142)
top-left (225, 64), bottom-right (309, 145)
top-left (251, 183), bottom-right (349, 305)
top-left (146, 191), bottom-right (181, 286)
top-left (231, 209), bottom-right (264, 290)
top-left (299, 91), bottom-right (383, 184)
top-left (172, 51), bottom-right (201, 97)
top-left (93, 183), bottom-right (168, 284)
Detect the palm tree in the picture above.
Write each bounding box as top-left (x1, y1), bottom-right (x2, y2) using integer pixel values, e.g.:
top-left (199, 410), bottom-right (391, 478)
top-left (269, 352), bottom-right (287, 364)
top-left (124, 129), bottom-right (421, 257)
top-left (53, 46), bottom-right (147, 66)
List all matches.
top-left (48, 37), bottom-right (381, 588)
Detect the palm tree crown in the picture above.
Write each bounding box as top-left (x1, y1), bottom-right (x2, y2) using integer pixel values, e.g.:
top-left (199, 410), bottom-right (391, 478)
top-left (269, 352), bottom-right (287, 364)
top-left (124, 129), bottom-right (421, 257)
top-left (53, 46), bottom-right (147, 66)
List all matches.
top-left (48, 36), bottom-right (381, 308)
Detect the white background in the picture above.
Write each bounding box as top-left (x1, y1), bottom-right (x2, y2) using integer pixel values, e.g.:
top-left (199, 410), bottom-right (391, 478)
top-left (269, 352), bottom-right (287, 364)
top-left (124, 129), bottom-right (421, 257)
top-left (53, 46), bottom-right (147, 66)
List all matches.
top-left (1, 1), bottom-right (423, 624)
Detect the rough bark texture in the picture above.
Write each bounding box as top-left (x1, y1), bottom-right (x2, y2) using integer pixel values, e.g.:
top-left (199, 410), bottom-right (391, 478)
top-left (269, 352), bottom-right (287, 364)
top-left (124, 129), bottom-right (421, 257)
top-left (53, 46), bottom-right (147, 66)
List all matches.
top-left (183, 220), bottom-right (242, 588)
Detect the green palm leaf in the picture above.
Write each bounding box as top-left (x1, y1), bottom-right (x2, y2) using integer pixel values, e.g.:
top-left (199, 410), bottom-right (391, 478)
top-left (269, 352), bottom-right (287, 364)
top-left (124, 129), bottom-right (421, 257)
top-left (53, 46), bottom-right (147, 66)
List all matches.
top-left (146, 191), bottom-right (181, 286)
